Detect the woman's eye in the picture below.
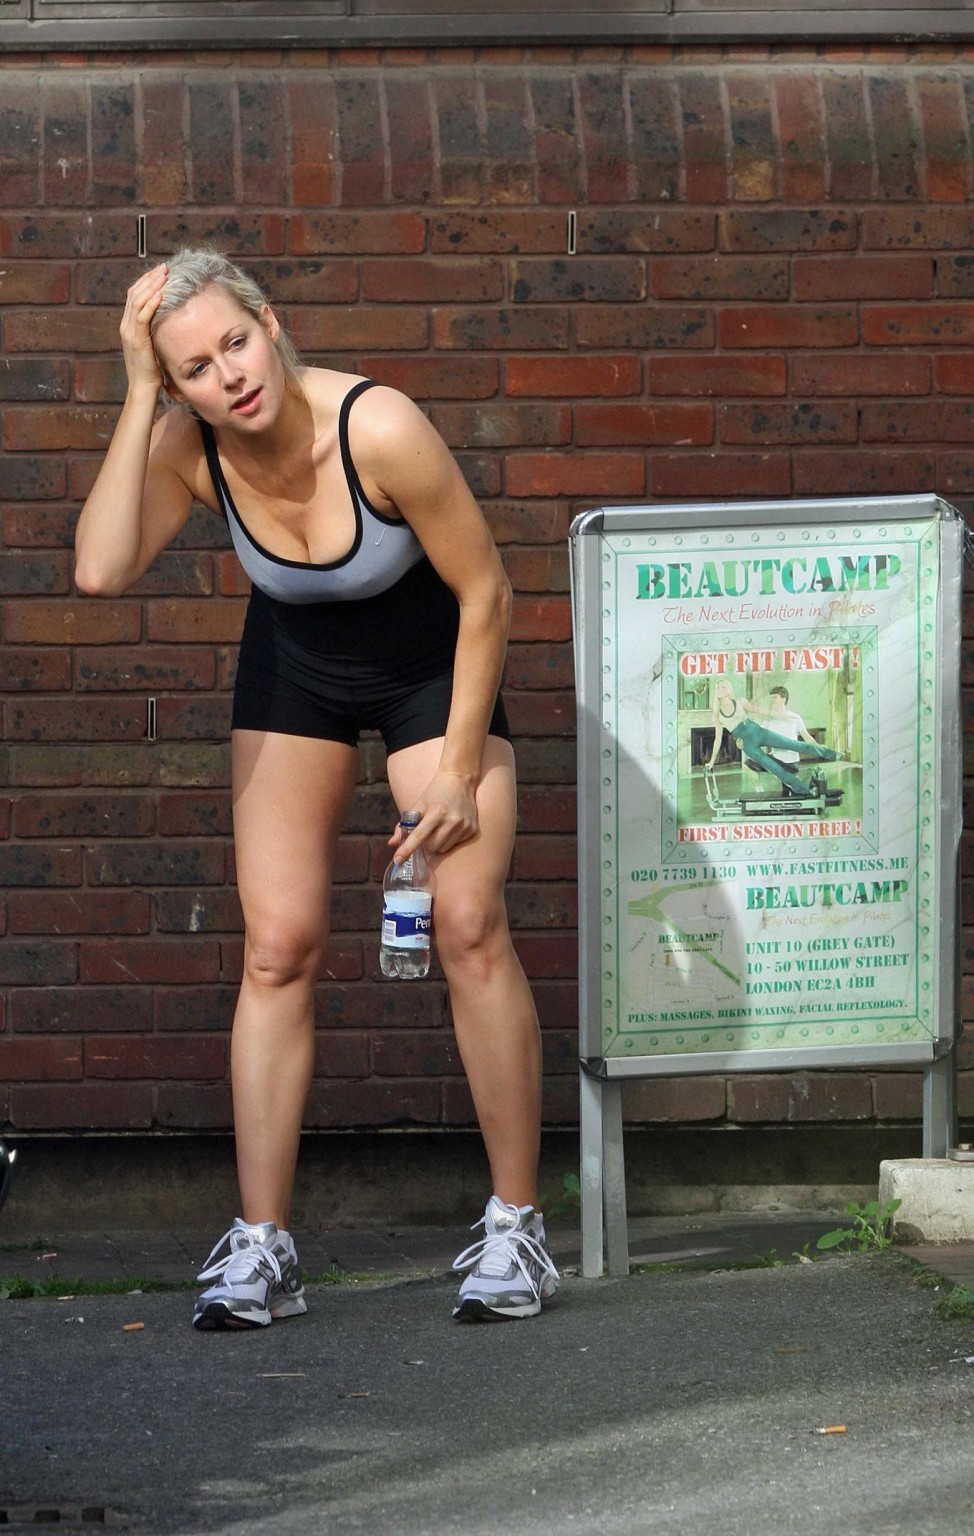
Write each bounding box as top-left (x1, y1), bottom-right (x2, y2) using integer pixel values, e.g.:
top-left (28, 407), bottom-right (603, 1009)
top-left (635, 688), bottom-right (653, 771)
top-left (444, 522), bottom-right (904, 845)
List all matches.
top-left (189, 363), bottom-right (206, 378)
top-left (229, 336), bottom-right (245, 350)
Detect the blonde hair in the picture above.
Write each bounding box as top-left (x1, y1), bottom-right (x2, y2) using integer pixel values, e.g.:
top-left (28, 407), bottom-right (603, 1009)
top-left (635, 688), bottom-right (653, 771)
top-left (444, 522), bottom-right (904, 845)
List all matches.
top-left (149, 246), bottom-right (302, 381)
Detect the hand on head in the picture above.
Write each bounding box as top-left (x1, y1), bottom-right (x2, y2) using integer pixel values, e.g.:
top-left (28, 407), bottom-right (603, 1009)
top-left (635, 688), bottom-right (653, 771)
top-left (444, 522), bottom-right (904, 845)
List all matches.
top-left (120, 264), bottom-right (168, 393)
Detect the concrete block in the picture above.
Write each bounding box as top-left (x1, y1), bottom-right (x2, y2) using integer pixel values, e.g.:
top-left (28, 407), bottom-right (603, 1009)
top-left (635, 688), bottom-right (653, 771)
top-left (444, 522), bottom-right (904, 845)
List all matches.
top-left (879, 1158), bottom-right (974, 1243)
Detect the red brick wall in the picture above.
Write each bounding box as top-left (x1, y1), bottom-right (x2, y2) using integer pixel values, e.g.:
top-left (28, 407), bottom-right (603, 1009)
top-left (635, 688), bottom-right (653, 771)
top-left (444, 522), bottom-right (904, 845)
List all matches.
top-left (0, 42), bottom-right (972, 1138)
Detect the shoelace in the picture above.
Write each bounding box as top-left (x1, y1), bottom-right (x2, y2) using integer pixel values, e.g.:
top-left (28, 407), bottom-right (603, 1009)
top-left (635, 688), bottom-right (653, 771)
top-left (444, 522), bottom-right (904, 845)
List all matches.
top-left (197, 1228), bottom-right (284, 1287)
top-left (453, 1219), bottom-right (559, 1288)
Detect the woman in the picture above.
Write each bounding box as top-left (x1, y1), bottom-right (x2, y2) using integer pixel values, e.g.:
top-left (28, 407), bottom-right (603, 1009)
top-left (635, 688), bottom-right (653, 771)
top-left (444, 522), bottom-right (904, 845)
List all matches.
top-left (75, 250), bottom-right (559, 1327)
top-left (706, 678), bottom-right (843, 798)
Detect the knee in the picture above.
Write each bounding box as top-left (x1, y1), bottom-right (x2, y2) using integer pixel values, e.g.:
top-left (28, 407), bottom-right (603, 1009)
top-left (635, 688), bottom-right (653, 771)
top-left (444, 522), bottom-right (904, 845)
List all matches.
top-left (435, 899), bottom-right (508, 978)
top-left (244, 924), bottom-right (323, 989)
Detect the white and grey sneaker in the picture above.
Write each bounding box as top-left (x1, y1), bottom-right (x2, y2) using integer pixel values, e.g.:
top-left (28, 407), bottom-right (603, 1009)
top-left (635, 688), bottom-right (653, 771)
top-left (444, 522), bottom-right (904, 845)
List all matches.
top-left (452, 1195), bottom-right (560, 1322)
top-left (193, 1218), bottom-right (308, 1330)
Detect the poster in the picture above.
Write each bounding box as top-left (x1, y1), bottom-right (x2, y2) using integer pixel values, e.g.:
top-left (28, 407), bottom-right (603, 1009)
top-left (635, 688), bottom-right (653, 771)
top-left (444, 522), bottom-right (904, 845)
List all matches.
top-left (595, 514), bottom-right (943, 1062)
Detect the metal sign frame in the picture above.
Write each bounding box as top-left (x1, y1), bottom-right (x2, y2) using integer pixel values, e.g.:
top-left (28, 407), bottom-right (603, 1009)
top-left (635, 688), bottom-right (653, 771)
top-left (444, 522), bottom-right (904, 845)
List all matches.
top-left (571, 495), bottom-right (964, 1276)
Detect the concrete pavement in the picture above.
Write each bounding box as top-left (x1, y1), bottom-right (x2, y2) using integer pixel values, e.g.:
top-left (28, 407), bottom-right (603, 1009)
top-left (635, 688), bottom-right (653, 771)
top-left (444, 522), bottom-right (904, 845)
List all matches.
top-left (2, 1213), bottom-right (974, 1535)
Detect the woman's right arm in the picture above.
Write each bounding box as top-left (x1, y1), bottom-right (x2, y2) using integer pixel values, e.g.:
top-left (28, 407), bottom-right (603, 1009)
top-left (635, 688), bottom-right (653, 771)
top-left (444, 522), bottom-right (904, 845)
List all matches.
top-left (707, 719), bottom-right (723, 769)
top-left (75, 266), bottom-right (194, 597)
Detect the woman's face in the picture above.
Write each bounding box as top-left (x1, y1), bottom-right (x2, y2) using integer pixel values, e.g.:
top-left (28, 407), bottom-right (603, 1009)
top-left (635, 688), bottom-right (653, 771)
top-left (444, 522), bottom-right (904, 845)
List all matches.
top-left (153, 283), bottom-right (287, 432)
top-left (715, 679), bottom-right (733, 701)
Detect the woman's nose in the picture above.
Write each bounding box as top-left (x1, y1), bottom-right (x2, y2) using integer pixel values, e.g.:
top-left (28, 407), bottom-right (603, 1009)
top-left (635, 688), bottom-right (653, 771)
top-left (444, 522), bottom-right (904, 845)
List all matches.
top-left (218, 357), bottom-right (245, 387)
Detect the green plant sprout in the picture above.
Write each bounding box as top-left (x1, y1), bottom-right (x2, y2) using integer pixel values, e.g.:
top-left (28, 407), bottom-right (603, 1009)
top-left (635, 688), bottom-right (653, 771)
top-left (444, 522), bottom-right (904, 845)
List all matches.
top-left (815, 1198), bottom-right (902, 1255)
top-left (0, 1274), bottom-right (186, 1301)
top-left (0, 1266), bottom-right (392, 1301)
top-left (544, 1172), bottom-right (581, 1220)
top-left (935, 1286), bottom-right (974, 1321)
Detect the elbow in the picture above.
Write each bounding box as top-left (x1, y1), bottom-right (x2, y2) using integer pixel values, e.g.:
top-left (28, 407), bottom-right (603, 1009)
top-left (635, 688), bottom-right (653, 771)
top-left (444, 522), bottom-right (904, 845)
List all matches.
top-left (74, 556), bottom-right (126, 598)
top-left (497, 571), bottom-right (513, 629)
top-left (457, 567), bottom-right (512, 636)
top-left (495, 570), bottom-right (513, 633)
top-left (73, 562), bottom-right (102, 596)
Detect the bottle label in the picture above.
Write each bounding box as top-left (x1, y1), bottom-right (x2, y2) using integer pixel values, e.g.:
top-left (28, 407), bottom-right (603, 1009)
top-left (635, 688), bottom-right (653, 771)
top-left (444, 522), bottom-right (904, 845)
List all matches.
top-left (382, 893), bottom-right (433, 949)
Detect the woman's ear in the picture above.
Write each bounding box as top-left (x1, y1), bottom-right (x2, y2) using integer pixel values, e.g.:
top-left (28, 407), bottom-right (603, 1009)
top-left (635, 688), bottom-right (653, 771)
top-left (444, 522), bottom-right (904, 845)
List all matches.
top-left (260, 303), bottom-right (281, 343)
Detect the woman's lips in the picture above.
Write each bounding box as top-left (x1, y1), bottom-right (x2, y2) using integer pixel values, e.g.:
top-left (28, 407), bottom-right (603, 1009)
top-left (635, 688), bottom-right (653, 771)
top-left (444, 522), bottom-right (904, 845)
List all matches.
top-left (231, 387), bottom-right (262, 415)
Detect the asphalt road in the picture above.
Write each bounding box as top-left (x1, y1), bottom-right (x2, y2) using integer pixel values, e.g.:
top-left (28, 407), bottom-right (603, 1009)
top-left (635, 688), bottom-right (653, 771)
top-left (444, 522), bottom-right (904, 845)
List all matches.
top-left (3, 1255), bottom-right (973, 1536)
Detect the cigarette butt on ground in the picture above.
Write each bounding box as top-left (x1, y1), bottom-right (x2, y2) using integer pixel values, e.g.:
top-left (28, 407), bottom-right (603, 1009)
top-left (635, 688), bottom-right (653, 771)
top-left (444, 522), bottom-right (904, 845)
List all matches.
top-left (122, 1321), bottom-right (145, 1332)
top-left (812, 1425), bottom-right (847, 1435)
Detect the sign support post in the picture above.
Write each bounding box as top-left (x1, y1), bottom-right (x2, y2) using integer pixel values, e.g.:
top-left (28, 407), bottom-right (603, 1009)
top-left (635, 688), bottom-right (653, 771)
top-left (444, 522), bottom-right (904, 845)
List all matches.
top-left (923, 1055), bottom-right (957, 1159)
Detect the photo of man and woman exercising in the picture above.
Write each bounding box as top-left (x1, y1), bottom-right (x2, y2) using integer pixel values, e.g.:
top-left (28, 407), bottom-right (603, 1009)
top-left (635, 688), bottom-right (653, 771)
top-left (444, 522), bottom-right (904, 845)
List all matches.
top-left (676, 647), bottom-right (864, 826)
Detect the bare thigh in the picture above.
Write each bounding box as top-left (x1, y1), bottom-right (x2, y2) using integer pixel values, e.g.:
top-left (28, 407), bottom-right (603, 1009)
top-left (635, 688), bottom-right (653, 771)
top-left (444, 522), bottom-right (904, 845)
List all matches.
top-left (232, 730), bottom-right (360, 949)
top-left (385, 735), bottom-right (517, 918)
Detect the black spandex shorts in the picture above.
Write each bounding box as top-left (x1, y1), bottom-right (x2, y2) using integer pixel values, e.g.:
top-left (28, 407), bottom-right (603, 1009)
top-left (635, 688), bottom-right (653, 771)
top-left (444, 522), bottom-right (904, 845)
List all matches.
top-left (232, 577), bottom-right (512, 756)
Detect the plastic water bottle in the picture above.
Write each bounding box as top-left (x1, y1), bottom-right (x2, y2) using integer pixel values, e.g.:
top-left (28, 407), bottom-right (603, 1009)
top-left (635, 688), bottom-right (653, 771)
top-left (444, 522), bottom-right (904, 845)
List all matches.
top-left (379, 813), bottom-right (435, 979)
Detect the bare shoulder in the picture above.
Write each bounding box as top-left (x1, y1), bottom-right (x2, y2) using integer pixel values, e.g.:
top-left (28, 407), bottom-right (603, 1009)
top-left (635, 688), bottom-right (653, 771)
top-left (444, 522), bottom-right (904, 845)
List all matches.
top-left (300, 366), bottom-right (375, 417)
top-left (356, 382), bottom-right (428, 438)
top-left (346, 382), bottom-right (442, 469)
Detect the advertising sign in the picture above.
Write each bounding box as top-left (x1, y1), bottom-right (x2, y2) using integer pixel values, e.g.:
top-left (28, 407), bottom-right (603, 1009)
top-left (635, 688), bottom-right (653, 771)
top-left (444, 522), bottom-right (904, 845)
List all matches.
top-left (573, 497), bottom-right (963, 1078)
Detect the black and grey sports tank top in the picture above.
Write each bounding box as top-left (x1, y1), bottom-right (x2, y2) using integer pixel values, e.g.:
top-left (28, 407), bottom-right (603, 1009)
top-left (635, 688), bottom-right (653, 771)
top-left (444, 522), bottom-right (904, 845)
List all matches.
top-left (199, 379), bottom-right (426, 605)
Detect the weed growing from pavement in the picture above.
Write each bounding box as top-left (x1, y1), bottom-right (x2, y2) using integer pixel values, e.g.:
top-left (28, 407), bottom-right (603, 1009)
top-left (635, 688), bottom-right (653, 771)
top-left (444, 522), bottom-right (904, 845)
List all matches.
top-left (720, 1249), bottom-right (816, 1270)
top-left (935, 1285), bottom-right (974, 1321)
top-left (816, 1198), bottom-right (902, 1255)
top-left (753, 1246), bottom-right (820, 1266)
top-left (0, 1268), bottom-right (395, 1299)
top-left (302, 1267), bottom-right (408, 1286)
top-left (890, 1263), bottom-right (974, 1322)
top-left (912, 1266), bottom-right (945, 1289)
top-left (0, 1274), bottom-right (192, 1300)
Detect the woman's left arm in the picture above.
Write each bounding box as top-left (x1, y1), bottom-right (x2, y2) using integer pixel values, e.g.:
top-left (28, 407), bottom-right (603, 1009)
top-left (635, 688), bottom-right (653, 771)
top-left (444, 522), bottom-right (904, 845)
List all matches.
top-left (353, 388), bottom-right (512, 860)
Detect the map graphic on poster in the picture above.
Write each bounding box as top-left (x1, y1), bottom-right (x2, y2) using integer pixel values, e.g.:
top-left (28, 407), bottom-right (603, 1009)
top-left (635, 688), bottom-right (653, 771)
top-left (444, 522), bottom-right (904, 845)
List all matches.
top-left (597, 517), bottom-right (942, 1060)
